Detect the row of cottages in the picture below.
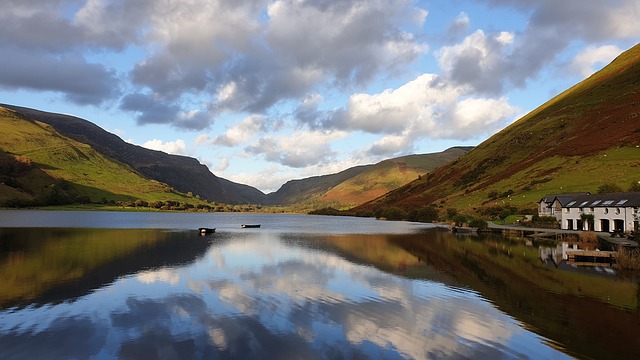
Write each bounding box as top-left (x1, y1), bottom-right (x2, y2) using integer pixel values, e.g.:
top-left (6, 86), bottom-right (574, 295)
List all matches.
top-left (538, 192), bottom-right (640, 232)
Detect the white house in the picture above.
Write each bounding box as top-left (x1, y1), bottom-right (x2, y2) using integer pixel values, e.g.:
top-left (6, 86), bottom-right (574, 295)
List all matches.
top-left (538, 193), bottom-right (589, 219)
top-left (539, 192), bottom-right (640, 232)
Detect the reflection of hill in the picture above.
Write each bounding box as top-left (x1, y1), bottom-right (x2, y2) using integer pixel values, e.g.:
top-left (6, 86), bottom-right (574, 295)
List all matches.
top-left (0, 228), bottom-right (214, 309)
top-left (392, 230), bottom-right (640, 360)
top-left (284, 233), bottom-right (462, 287)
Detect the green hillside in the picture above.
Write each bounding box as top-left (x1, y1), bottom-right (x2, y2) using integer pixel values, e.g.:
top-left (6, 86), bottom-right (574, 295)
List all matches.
top-left (2, 104), bottom-right (267, 204)
top-left (267, 147), bottom-right (471, 210)
top-left (0, 107), bottom-right (194, 207)
top-left (320, 148), bottom-right (471, 208)
top-left (355, 43), bottom-right (640, 216)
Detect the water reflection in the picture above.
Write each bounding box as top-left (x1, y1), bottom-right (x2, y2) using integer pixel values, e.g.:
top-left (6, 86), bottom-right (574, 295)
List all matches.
top-left (1, 228), bottom-right (579, 360)
top-left (0, 228), bottom-right (213, 308)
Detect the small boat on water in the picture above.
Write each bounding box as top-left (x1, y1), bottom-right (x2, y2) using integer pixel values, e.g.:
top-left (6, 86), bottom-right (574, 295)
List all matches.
top-left (241, 224), bottom-right (261, 228)
top-left (199, 227), bottom-right (216, 234)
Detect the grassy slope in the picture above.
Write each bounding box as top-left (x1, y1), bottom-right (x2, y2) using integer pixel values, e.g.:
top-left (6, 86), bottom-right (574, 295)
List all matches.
top-left (356, 43), bottom-right (640, 214)
top-left (321, 147), bottom-right (471, 208)
top-left (0, 107), bottom-right (191, 204)
top-left (271, 147), bottom-right (471, 210)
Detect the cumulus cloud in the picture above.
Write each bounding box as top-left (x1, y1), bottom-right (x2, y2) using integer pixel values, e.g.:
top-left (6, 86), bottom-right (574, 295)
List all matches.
top-left (142, 139), bottom-right (188, 155)
top-left (311, 73), bottom-right (518, 157)
top-left (570, 45), bottom-right (623, 78)
top-left (449, 0), bottom-right (640, 95)
top-left (246, 130), bottom-right (347, 168)
top-left (447, 12), bottom-right (471, 38)
top-left (215, 115), bottom-right (266, 147)
top-left (436, 30), bottom-right (515, 95)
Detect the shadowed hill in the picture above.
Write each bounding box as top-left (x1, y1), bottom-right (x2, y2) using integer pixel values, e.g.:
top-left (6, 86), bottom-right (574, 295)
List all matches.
top-left (1, 104), bottom-right (267, 205)
top-left (355, 43), bottom-right (640, 215)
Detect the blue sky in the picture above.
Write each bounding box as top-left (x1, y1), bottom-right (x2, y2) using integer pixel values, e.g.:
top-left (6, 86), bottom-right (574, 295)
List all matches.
top-left (1, 0), bottom-right (638, 193)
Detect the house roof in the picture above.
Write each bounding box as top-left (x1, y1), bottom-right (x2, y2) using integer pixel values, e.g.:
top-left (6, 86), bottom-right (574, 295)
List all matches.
top-left (555, 192), bottom-right (640, 208)
top-left (539, 193), bottom-right (590, 205)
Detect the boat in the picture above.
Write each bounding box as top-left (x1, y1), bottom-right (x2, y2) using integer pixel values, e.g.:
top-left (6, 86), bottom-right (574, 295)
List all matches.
top-left (199, 227), bottom-right (216, 234)
top-left (241, 224), bottom-right (261, 228)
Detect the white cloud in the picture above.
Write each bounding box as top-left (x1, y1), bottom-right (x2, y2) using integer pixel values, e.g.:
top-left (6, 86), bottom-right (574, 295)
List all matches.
top-left (448, 12), bottom-right (470, 37)
top-left (325, 73), bottom-right (518, 156)
top-left (137, 269), bottom-right (180, 285)
top-left (222, 166), bottom-right (293, 194)
top-left (142, 138), bottom-right (188, 155)
top-left (214, 115), bottom-right (265, 147)
top-left (570, 45), bottom-right (623, 78)
top-left (216, 157), bottom-right (230, 172)
top-left (246, 130), bottom-right (347, 168)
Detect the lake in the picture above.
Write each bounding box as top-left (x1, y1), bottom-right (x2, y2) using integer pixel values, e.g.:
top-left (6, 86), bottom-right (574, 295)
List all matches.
top-left (1, 210), bottom-right (639, 359)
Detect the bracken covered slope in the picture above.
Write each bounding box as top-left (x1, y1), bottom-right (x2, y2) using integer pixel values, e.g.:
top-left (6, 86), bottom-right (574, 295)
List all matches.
top-left (355, 43), bottom-right (640, 214)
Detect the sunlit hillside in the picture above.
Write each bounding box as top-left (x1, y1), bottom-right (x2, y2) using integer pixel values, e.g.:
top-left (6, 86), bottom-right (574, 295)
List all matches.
top-left (355, 43), bottom-right (640, 215)
top-left (0, 107), bottom-right (194, 206)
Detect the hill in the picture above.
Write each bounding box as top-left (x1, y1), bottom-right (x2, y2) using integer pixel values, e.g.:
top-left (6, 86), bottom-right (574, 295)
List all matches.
top-left (1, 104), bottom-right (267, 205)
top-left (0, 107), bottom-right (194, 206)
top-left (355, 43), bottom-right (640, 216)
top-left (266, 147), bottom-right (471, 209)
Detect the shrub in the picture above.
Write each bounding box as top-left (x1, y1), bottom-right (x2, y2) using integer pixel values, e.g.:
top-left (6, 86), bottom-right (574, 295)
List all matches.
top-left (75, 195), bottom-right (91, 204)
top-left (410, 206), bottom-right (439, 223)
top-left (616, 248), bottom-right (640, 271)
top-left (468, 218), bottom-right (488, 231)
top-left (452, 214), bottom-right (468, 227)
top-left (381, 206), bottom-right (408, 221)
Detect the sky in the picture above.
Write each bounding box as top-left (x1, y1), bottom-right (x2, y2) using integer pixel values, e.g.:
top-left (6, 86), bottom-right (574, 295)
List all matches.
top-left (1, 0), bottom-right (638, 194)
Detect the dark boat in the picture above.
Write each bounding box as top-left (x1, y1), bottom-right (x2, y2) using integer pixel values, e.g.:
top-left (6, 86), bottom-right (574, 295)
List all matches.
top-left (199, 227), bottom-right (216, 234)
top-left (241, 224), bottom-right (261, 228)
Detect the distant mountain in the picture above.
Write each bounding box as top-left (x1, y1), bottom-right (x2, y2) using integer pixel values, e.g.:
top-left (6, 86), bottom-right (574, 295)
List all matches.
top-left (266, 147), bottom-right (472, 209)
top-left (355, 43), bottom-right (640, 215)
top-left (1, 104), bottom-right (267, 205)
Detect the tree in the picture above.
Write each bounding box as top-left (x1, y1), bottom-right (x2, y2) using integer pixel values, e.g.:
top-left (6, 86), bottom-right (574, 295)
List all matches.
top-left (580, 213), bottom-right (595, 231)
top-left (411, 206), bottom-right (439, 223)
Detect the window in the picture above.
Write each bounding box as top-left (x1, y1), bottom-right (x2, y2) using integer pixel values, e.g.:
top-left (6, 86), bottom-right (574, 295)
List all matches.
top-left (616, 199), bottom-right (628, 206)
top-left (615, 208), bottom-right (620, 215)
top-left (589, 207), bottom-right (594, 213)
top-left (604, 208), bottom-right (609, 214)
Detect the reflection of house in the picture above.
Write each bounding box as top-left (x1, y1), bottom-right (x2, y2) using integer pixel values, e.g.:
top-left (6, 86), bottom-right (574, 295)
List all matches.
top-left (539, 192), bottom-right (640, 232)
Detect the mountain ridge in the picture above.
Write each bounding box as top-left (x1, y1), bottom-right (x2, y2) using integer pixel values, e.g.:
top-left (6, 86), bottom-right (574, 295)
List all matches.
top-left (1, 104), bottom-right (268, 205)
top-left (354, 43), bottom-right (640, 215)
top-left (265, 146), bottom-right (471, 209)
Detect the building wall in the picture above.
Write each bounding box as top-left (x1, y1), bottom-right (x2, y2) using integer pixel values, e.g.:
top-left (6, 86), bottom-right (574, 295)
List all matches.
top-left (559, 206), bottom-right (638, 231)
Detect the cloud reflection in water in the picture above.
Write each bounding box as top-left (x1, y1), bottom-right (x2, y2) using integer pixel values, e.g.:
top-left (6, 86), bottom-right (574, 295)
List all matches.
top-left (0, 231), bottom-right (569, 359)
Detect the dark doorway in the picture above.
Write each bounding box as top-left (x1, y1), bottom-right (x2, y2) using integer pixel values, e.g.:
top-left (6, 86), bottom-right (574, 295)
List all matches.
top-left (600, 219), bottom-right (610, 232)
top-left (614, 219), bottom-right (624, 231)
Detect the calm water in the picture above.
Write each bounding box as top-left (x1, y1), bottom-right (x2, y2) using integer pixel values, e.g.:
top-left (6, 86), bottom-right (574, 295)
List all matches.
top-left (1, 211), bottom-right (639, 359)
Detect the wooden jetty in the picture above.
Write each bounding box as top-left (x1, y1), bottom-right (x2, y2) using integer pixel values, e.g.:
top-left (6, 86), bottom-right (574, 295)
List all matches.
top-left (566, 250), bottom-right (617, 267)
